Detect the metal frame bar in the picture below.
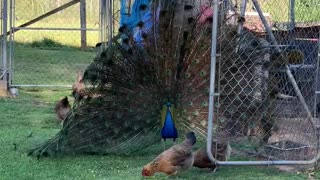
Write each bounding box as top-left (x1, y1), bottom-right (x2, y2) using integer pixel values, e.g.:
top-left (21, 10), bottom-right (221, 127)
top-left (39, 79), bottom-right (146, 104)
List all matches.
top-left (11, 84), bottom-right (72, 88)
top-left (99, 0), bottom-right (113, 47)
top-left (2, 0), bottom-right (7, 82)
top-left (106, 0), bottom-right (113, 45)
top-left (12, 27), bottom-right (100, 31)
top-left (289, 0), bottom-right (295, 30)
top-left (206, 0), bottom-right (220, 167)
top-left (238, 0), bottom-right (247, 31)
top-left (100, 0), bottom-right (107, 50)
top-left (206, 0), bottom-right (319, 166)
top-left (0, 0), bottom-right (3, 72)
top-left (235, 0), bottom-right (247, 52)
top-left (8, 0), bottom-right (14, 87)
top-left (315, 36), bottom-right (320, 118)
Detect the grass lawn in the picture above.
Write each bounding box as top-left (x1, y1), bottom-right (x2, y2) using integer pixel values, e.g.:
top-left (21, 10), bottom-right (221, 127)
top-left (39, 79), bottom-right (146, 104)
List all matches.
top-left (0, 88), bottom-right (316, 180)
top-left (0, 46), bottom-right (317, 179)
top-left (242, 0), bottom-right (320, 23)
top-left (12, 46), bottom-right (96, 86)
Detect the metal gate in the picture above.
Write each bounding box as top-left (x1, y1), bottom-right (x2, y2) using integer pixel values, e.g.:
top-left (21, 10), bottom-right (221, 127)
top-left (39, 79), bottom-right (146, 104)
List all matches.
top-left (4, 0), bottom-right (116, 88)
top-left (206, 0), bottom-right (320, 167)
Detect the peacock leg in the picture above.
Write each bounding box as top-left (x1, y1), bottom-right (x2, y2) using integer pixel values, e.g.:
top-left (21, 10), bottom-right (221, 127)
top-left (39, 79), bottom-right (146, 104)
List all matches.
top-left (173, 138), bottom-right (176, 145)
top-left (163, 138), bottom-right (166, 150)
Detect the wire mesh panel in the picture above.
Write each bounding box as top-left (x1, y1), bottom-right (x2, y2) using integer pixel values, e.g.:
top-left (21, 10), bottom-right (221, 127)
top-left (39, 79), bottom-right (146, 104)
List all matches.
top-left (209, 0), bottom-right (320, 164)
top-left (9, 0), bottom-right (118, 86)
top-left (7, 0), bottom-right (318, 168)
top-left (0, 0), bottom-right (121, 146)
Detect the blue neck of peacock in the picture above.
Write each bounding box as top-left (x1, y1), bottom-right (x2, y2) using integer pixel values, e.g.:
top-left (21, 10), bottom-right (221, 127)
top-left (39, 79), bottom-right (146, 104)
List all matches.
top-left (161, 101), bottom-right (178, 140)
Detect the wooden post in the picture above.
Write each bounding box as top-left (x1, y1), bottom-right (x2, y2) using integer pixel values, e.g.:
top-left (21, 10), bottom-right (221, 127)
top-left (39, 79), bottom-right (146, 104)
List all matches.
top-left (0, 80), bottom-right (8, 97)
top-left (80, 0), bottom-right (87, 50)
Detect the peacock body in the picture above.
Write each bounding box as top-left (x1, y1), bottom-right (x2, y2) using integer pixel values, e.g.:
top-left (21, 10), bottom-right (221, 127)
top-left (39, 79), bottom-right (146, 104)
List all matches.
top-left (161, 102), bottom-right (178, 143)
top-left (29, 0), bottom-right (272, 157)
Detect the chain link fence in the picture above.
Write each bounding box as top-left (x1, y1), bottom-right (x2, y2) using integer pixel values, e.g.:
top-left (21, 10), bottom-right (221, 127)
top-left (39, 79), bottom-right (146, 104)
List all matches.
top-left (206, 0), bottom-right (320, 166)
top-left (8, 0), bottom-right (120, 87)
top-left (0, 0), bottom-right (120, 143)
top-left (2, 0), bottom-right (320, 168)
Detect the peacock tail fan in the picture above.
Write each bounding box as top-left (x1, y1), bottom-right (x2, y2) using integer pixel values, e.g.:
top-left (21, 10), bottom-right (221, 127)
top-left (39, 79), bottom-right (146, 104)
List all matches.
top-left (28, 0), bottom-right (239, 157)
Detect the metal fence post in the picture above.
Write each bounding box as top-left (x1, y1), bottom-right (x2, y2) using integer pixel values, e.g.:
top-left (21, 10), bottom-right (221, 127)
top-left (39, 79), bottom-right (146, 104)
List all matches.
top-left (0, 0), bottom-right (2, 72)
top-left (106, 0), bottom-right (112, 45)
top-left (80, 0), bottom-right (87, 50)
top-left (8, 0), bottom-right (14, 87)
top-left (236, 0), bottom-right (247, 52)
top-left (100, 0), bottom-right (107, 50)
top-left (289, 0), bottom-right (295, 30)
top-left (206, 0), bottom-right (219, 165)
top-left (1, 0), bottom-right (7, 82)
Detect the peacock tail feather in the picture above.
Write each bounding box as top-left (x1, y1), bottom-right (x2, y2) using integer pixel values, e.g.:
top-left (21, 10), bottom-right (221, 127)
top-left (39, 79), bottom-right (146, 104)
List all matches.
top-left (28, 0), bottom-right (262, 157)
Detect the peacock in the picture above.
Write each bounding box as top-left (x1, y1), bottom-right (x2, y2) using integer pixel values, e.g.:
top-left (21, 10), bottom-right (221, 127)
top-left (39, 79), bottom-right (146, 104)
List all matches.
top-left (28, 0), bottom-right (276, 157)
top-left (161, 101), bottom-right (178, 149)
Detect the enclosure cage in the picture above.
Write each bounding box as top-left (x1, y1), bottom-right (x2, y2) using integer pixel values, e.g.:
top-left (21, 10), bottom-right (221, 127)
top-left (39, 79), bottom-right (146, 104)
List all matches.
top-left (2, 0), bottom-right (320, 168)
top-left (206, 0), bottom-right (320, 167)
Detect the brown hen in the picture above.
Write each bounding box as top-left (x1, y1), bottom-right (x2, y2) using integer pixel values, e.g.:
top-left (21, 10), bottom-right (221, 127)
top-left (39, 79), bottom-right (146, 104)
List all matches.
top-left (193, 141), bottom-right (229, 172)
top-left (142, 132), bottom-right (196, 176)
top-left (54, 96), bottom-right (71, 122)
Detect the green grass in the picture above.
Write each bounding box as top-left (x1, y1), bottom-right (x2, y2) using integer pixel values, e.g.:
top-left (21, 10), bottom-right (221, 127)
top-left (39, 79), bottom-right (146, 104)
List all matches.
top-left (12, 46), bottom-right (96, 85)
top-left (294, 0), bottom-right (320, 23)
top-left (243, 0), bottom-right (320, 23)
top-left (27, 38), bottom-right (78, 49)
top-left (0, 89), bottom-right (316, 179)
top-left (13, 23), bottom-right (100, 48)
